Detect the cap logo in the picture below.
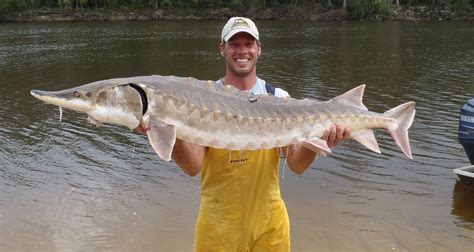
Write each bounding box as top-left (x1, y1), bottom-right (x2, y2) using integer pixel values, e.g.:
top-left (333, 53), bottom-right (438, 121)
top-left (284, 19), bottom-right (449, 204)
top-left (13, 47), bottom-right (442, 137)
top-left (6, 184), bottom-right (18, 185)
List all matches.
top-left (231, 19), bottom-right (250, 29)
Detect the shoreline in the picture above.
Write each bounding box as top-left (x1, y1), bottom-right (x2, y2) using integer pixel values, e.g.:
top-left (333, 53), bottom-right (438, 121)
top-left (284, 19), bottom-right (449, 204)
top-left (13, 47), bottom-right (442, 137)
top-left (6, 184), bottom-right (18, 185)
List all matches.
top-left (1, 6), bottom-right (473, 23)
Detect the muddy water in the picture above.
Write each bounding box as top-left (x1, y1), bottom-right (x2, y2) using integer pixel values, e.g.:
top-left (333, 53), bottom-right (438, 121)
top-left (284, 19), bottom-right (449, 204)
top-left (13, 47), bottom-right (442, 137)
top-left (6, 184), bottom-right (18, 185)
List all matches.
top-left (0, 21), bottom-right (473, 251)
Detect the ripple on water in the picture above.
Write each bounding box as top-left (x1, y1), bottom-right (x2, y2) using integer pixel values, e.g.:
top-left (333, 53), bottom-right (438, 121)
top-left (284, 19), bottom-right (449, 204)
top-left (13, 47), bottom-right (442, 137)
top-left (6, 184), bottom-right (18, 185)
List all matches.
top-left (1, 21), bottom-right (473, 251)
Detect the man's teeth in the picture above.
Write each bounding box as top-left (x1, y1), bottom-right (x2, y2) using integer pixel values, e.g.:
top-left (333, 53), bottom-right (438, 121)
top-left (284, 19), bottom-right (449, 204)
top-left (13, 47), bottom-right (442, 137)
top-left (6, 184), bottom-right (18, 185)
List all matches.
top-left (236, 59), bottom-right (249, 63)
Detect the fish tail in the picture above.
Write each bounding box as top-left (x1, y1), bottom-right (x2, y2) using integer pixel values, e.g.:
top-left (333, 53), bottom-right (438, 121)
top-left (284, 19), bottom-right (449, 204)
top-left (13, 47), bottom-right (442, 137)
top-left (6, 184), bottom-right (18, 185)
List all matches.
top-left (383, 101), bottom-right (416, 159)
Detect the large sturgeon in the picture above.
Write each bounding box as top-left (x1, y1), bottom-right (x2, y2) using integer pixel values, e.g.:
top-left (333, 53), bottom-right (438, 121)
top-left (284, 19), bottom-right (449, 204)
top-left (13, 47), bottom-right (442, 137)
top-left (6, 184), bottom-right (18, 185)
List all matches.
top-left (30, 75), bottom-right (416, 161)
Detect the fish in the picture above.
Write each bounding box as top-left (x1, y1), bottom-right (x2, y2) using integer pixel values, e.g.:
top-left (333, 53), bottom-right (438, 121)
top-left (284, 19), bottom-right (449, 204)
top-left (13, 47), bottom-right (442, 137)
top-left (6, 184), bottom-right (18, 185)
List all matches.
top-left (30, 75), bottom-right (416, 161)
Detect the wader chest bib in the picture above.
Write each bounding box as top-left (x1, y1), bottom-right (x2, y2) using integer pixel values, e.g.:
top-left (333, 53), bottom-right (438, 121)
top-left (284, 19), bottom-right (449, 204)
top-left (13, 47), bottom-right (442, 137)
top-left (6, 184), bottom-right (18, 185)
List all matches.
top-left (194, 148), bottom-right (290, 251)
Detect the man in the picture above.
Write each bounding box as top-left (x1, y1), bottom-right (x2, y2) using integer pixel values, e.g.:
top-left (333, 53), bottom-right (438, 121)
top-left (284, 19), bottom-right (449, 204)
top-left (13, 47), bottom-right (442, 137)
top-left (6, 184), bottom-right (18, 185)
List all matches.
top-left (140, 17), bottom-right (349, 251)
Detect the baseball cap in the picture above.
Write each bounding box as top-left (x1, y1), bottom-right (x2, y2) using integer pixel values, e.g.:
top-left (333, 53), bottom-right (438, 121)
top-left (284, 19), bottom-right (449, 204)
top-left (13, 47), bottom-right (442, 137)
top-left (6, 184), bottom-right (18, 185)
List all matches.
top-left (221, 17), bottom-right (259, 42)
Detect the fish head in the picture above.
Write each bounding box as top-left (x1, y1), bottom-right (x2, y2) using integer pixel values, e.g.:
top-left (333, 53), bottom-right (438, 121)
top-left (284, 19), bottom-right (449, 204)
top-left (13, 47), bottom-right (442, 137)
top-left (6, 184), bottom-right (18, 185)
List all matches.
top-left (30, 86), bottom-right (97, 113)
top-left (31, 80), bottom-right (147, 129)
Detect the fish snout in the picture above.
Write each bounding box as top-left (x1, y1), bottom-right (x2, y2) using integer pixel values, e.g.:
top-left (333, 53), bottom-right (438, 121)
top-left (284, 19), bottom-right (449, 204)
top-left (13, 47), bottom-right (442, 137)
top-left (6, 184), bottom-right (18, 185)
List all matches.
top-left (30, 89), bottom-right (95, 112)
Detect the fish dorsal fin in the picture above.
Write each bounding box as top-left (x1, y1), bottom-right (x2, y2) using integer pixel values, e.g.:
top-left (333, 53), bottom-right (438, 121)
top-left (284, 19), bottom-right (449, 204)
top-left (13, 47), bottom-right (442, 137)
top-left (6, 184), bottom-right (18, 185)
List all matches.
top-left (332, 84), bottom-right (368, 111)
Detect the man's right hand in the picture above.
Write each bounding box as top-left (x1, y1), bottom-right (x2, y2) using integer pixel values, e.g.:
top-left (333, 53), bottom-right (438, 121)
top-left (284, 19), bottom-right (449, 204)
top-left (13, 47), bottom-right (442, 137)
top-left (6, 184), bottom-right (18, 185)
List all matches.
top-left (135, 123), bottom-right (149, 135)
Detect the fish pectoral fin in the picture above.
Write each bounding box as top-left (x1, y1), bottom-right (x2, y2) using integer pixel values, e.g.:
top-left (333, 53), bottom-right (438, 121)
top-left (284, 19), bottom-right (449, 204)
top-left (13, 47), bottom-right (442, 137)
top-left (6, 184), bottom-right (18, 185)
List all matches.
top-left (145, 117), bottom-right (176, 161)
top-left (302, 138), bottom-right (332, 155)
top-left (351, 129), bottom-right (381, 154)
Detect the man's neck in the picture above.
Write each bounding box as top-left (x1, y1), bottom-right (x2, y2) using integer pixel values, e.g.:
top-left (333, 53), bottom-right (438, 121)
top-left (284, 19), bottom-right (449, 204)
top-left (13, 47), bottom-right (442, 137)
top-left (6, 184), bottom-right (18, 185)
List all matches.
top-left (222, 74), bottom-right (257, 91)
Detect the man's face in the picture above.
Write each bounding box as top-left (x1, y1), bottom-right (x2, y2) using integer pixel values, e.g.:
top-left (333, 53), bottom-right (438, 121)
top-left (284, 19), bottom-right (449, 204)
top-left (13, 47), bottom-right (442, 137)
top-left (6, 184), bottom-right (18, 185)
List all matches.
top-left (220, 32), bottom-right (261, 78)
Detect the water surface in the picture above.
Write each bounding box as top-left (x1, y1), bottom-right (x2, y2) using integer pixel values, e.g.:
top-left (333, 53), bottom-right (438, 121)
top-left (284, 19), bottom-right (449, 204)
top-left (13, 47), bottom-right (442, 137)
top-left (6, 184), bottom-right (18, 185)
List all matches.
top-left (0, 20), bottom-right (473, 251)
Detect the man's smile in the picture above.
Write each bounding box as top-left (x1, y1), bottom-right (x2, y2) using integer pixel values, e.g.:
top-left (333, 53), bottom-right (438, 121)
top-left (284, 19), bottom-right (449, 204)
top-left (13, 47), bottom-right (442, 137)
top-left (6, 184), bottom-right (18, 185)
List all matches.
top-left (236, 58), bottom-right (250, 64)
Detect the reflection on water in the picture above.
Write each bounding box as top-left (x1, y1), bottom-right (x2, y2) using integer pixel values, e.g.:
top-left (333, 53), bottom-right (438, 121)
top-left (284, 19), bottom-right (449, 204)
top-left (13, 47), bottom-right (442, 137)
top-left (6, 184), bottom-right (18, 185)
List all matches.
top-left (452, 180), bottom-right (474, 227)
top-left (1, 21), bottom-right (474, 250)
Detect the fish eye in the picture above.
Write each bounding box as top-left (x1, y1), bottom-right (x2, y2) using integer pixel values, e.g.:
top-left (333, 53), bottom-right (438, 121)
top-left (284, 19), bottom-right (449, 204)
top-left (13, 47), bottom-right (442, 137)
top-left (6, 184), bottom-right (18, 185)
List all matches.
top-left (85, 92), bottom-right (92, 98)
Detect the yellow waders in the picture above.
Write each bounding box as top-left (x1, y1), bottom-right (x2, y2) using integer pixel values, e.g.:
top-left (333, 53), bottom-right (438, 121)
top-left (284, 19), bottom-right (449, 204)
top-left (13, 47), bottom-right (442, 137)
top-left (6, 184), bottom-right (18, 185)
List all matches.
top-left (194, 148), bottom-right (290, 252)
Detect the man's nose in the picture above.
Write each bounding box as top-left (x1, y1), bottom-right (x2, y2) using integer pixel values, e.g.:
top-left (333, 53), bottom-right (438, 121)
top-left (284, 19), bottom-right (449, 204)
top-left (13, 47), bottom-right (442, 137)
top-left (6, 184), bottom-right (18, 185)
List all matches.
top-left (236, 46), bottom-right (248, 54)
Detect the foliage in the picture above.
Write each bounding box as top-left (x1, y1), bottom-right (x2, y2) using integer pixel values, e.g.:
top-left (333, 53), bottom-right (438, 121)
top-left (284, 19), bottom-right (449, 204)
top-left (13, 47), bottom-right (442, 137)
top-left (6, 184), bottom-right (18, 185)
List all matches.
top-left (229, 0), bottom-right (243, 9)
top-left (439, 0), bottom-right (472, 10)
top-left (348, 0), bottom-right (391, 19)
top-left (0, 0), bottom-right (26, 14)
top-left (0, 0), bottom-right (472, 17)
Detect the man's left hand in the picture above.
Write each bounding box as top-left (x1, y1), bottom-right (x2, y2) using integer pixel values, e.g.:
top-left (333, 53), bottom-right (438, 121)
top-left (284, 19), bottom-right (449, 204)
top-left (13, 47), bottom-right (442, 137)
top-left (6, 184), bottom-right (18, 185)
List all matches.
top-left (322, 124), bottom-right (351, 148)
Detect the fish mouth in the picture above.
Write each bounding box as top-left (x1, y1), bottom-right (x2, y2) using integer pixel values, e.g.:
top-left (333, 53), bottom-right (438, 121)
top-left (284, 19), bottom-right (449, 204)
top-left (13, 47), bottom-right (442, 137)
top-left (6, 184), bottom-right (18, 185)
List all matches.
top-left (30, 89), bottom-right (95, 112)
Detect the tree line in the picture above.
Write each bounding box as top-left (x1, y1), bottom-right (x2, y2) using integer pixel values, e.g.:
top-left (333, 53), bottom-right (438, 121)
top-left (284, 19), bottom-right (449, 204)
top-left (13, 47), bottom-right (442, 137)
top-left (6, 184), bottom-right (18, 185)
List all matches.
top-left (0, 0), bottom-right (472, 19)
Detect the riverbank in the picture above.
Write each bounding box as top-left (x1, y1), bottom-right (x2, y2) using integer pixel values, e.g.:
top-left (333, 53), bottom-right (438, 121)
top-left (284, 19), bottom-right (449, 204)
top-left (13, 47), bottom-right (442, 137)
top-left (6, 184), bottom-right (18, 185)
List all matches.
top-left (1, 5), bottom-right (473, 22)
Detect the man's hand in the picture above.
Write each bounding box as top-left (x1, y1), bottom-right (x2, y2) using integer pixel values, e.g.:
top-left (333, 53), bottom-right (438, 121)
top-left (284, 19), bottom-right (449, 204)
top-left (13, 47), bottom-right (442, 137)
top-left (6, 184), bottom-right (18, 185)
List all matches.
top-left (135, 124), bottom-right (149, 135)
top-left (322, 124), bottom-right (350, 148)
top-left (285, 124), bottom-right (351, 174)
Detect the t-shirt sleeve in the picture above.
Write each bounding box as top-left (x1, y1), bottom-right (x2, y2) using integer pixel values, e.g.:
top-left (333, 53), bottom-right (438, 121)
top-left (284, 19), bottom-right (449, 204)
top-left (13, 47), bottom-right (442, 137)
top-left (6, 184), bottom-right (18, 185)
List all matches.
top-left (274, 88), bottom-right (290, 98)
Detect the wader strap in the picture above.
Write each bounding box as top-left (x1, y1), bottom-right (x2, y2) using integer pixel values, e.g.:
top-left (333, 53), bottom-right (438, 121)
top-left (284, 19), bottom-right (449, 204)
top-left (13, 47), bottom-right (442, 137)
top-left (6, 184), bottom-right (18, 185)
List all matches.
top-left (265, 83), bottom-right (276, 95)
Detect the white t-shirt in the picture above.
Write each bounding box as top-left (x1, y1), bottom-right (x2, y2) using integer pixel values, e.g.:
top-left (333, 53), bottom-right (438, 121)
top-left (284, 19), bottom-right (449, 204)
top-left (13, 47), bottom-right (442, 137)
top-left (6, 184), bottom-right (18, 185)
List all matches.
top-left (216, 77), bottom-right (289, 97)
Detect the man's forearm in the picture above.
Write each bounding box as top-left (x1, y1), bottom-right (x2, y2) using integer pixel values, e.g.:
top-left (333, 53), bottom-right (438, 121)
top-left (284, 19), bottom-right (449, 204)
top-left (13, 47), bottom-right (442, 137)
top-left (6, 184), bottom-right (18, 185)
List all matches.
top-left (284, 145), bottom-right (318, 174)
top-left (171, 139), bottom-right (207, 177)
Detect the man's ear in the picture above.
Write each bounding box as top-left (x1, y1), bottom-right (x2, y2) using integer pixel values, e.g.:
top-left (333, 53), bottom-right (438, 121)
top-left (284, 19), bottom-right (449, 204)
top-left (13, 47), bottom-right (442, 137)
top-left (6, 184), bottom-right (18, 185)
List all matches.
top-left (219, 43), bottom-right (225, 57)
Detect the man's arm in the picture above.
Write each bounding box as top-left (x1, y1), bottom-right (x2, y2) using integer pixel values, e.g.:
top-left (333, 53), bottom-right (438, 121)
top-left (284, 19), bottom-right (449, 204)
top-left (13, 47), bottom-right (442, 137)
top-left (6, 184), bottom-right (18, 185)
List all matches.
top-left (171, 139), bottom-right (207, 177)
top-left (283, 125), bottom-right (350, 174)
top-left (135, 124), bottom-right (206, 177)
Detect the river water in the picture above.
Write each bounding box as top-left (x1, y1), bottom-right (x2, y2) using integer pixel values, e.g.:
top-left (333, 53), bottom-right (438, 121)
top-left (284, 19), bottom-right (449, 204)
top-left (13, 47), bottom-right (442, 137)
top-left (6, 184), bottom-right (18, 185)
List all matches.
top-left (0, 20), bottom-right (473, 251)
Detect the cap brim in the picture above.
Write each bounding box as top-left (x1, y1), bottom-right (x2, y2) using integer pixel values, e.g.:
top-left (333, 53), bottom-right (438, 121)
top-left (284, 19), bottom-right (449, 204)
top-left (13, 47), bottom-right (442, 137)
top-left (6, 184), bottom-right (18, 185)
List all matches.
top-left (223, 29), bottom-right (259, 42)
